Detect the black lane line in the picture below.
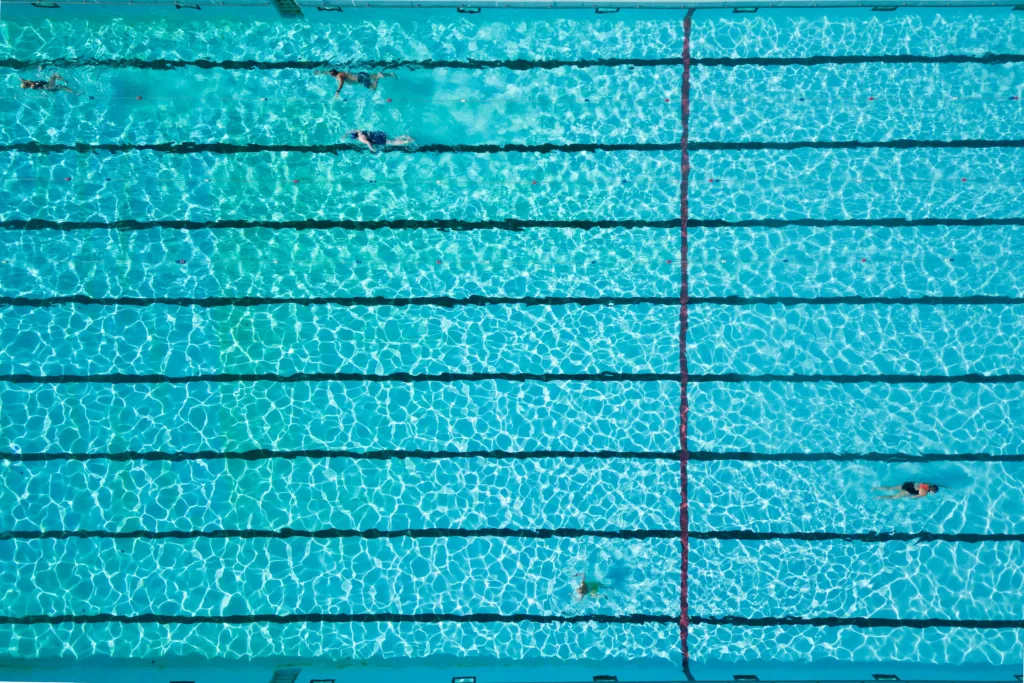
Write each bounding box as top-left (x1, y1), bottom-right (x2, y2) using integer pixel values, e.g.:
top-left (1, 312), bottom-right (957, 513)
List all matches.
top-left (0, 142), bottom-right (678, 155)
top-left (4, 53), bottom-right (1024, 73)
top-left (0, 528), bottom-right (681, 541)
top-left (693, 296), bottom-right (1024, 306)
top-left (0, 449), bottom-right (680, 463)
top-left (3, 450), bottom-right (1021, 464)
top-left (2, 372), bottom-right (1023, 385)
top-left (3, 295), bottom-right (1024, 309)
top-left (3, 217), bottom-right (1023, 232)
top-left (0, 613), bottom-right (1018, 628)
top-left (690, 451), bottom-right (1024, 463)
top-left (0, 613), bottom-right (676, 626)
top-left (0, 56), bottom-right (686, 72)
top-left (695, 373), bottom-right (1024, 384)
top-left (692, 217), bottom-right (1024, 228)
top-left (2, 528), bottom-right (1018, 543)
top-left (0, 372), bottom-right (679, 385)
top-left (7, 139), bottom-right (1024, 156)
top-left (692, 139), bottom-right (1024, 152)
top-left (691, 531), bottom-right (1024, 543)
top-left (0, 296), bottom-right (678, 309)
top-left (695, 53), bottom-right (1024, 68)
top-left (0, 218), bottom-right (678, 233)
top-left (692, 616), bottom-right (1024, 629)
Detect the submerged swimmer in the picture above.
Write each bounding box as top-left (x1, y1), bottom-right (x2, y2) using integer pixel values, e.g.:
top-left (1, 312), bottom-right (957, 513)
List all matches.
top-left (20, 74), bottom-right (76, 94)
top-left (348, 130), bottom-right (413, 154)
top-left (576, 572), bottom-right (607, 601)
top-left (316, 69), bottom-right (394, 96)
top-left (875, 482), bottom-right (940, 500)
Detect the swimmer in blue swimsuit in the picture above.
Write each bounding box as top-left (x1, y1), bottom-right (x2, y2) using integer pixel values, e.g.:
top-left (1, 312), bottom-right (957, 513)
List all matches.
top-left (316, 69), bottom-right (394, 96)
top-left (349, 130), bottom-right (414, 153)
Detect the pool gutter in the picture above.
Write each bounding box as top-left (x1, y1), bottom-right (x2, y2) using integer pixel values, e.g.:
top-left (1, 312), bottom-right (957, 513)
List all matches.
top-left (7, 0), bottom-right (1024, 9)
top-left (299, 0), bottom-right (1024, 8)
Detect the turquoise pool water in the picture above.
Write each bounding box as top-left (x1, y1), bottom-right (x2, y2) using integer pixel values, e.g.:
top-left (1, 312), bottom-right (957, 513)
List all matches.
top-left (0, 6), bottom-right (1023, 671)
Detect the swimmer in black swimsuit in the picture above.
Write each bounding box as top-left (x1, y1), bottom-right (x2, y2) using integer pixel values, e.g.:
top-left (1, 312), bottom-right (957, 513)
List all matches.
top-left (875, 482), bottom-right (940, 500)
top-left (19, 73), bottom-right (76, 94)
top-left (315, 69), bottom-right (394, 96)
top-left (349, 130), bottom-right (414, 153)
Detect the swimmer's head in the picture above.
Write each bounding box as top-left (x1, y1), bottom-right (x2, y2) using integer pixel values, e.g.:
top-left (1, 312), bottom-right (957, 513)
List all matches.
top-left (19, 80), bottom-right (32, 89)
top-left (928, 484), bottom-right (939, 494)
top-left (328, 69), bottom-right (340, 76)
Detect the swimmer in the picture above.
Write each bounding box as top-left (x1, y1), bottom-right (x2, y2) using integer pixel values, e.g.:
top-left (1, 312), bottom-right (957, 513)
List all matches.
top-left (348, 130), bottom-right (413, 154)
top-left (875, 482), bottom-right (940, 500)
top-left (315, 69), bottom-right (394, 96)
top-left (575, 572), bottom-right (607, 601)
top-left (19, 73), bottom-right (76, 94)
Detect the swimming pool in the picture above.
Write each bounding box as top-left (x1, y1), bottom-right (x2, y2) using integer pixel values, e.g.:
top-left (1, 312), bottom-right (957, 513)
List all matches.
top-left (0, 4), bottom-right (1022, 679)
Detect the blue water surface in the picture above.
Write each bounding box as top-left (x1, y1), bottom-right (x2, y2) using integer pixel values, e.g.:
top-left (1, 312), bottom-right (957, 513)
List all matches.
top-left (0, 5), bottom-right (1021, 670)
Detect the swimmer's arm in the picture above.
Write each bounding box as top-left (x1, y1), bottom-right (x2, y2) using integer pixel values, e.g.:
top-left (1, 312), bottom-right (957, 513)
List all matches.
top-left (335, 80), bottom-right (344, 97)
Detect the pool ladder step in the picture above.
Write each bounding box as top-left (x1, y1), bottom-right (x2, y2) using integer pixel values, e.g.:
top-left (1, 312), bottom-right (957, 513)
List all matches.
top-left (269, 0), bottom-right (303, 18)
top-left (269, 668), bottom-right (302, 683)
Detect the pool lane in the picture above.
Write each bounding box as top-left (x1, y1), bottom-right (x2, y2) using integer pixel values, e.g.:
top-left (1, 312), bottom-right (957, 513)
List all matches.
top-left (689, 382), bottom-right (1024, 455)
top-left (690, 539), bottom-right (1024, 622)
top-left (9, 60), bottom-right (1024, 153)
top-left (688, 304), bottom-right (1024, 376)
top-left (689, 623), bottom-right (1023, 665)
top-left (690, 10), bottom-right (1024, 61)
top-left (0, 150), bottom-right (679, 224)
top-left (692, 148), bottom-right (1024, 223)
top-left (0, 380), bottom-right (678, 455)
top-left (0, 66), bottom-right (682, 148)
top-left (1, 621), bottom-right (1015, 664)
top-left (0, 620), bottom-right (681, 662)
top-left (0, 15), bottom-right (686, 66)
top-left (691, 225), bottom-right (1024, 300)
top-left (691, 461), bottom-right (1024, 536)
top-left (8, 58), bottom-right (1024, 153)
top-left (0, 457), bottom-right (681, 534)
top-left (0, 303), bottom-right (678, 378)
top-left (691, 63), bottom-right (1024, 144)
top-left (0, 537), bottom-right (680, 619)
top-left (0, 227), bottom-right (678, 302)
top-left (3, 453), bottom-right (1016, 538)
